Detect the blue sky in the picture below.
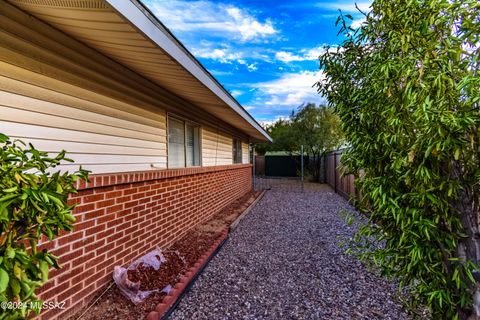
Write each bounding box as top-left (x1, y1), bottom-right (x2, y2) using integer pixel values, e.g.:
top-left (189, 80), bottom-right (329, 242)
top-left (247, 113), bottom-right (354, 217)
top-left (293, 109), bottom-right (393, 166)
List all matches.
top-left (143, 0), bottom-right (370, 125)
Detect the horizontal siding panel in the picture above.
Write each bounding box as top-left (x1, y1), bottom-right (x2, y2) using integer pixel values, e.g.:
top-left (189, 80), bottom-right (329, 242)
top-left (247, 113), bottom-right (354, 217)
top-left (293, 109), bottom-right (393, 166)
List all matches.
top-left (0, 122), bottom-right (164, 149)
top-left (215, 159), bottom-right (233, 166)
top-left (201, 146), bottom-right (232, 153)
top-left (202, 129), bottom-right (223, 138)
top-left (0, 106), bottom-right (163, 142)
top-left (202, 149), bottom-right (231, 155)
top-left (202, 151), bottom-right (231, 156)
top-left (217, 139), bottom-right (232, 145)
top-left (52, 163), bottom-right (165, 174)
top-left (201, 138), bottom-right (231, 146)
top-left (202, 131), bottom-right (231, 141)
top-left (202, 126), bottom-right (233, 166)
top-left (10, 137), bottom-right (165, 156)
top-left (0, 75), bottom-right (166, 128)
top-left (0, 61), bottom-right (168, 124)
top-left (202, 136), bottom-right (232, 145)
top-left (48, 153), bottom-right (166, 165)
top-left (0, 88), bottom-right (167, 174)
top-left (214, 153), bottom-right (232, 158)
top-left (0, 90), bottom-right (164, 135)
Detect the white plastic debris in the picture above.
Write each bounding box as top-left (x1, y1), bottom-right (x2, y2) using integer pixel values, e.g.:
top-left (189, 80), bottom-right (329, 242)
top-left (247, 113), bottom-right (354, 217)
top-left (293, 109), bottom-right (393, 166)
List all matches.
top-left (112, 247), bottom-right (171, 304)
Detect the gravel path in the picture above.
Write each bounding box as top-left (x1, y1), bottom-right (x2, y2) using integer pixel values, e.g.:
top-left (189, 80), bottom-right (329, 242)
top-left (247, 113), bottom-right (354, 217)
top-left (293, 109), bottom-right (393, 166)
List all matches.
top-left (170, 180), bottom-right (410, 320)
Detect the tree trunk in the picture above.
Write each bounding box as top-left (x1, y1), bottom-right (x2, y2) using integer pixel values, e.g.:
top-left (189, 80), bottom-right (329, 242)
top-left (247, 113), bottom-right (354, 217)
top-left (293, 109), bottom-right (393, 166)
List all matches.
top-left (452, 161), bottom-right (480, 319)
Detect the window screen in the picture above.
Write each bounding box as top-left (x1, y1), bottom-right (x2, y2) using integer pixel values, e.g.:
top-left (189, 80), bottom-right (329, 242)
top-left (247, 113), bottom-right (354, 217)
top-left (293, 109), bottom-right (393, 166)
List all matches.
top-left (186, 124), bottom-right (200, 167)
top-left (168, 116), bottom-right (200, 168)
top-left (168, 117), bottom-right (185, 168)
top-left (233, 139), bottom-right (242, 164)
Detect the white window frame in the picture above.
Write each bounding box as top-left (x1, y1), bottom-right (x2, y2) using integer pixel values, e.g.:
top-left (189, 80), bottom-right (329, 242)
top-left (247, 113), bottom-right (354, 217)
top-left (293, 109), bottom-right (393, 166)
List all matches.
top-left (167, 114), bottom-right (202, 168)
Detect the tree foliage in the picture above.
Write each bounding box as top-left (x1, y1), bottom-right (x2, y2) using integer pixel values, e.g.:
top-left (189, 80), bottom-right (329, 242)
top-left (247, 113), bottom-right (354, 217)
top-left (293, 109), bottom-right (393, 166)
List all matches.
top-left (256, 118), bottom-right (297, 156)
top-left (256, 103), bottom-right (344, 180)
top-left (317, 0), bottom-right (479, 318)
top-left (0, 134), bottom-right (88, 318)
top-left (292, 103), bottom-right (344, 157)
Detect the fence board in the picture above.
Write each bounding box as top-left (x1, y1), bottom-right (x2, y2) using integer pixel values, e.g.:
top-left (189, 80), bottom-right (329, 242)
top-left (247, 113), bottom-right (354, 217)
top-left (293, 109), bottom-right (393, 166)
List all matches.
top-left (325, 150), bottom-right (357, 201)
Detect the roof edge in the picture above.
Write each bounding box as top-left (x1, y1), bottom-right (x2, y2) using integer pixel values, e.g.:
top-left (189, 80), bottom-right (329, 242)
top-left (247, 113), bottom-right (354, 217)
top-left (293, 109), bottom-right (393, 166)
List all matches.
top-left (105, 0), bottom-right (272, 142)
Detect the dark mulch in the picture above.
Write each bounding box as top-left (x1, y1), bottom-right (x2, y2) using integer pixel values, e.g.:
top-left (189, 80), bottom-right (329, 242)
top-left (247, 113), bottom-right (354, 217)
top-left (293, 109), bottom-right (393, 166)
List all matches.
top-left (71, 191), bottom-right (260, 320)
top-left (128, 252), bottom-right (186, 291)
top-left (170, 231), bottom-right (218, 267)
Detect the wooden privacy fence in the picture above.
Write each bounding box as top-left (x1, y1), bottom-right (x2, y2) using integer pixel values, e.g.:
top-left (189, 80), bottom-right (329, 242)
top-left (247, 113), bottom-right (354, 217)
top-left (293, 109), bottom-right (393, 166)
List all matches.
top-left (325, 150), bottom-right (357, 200)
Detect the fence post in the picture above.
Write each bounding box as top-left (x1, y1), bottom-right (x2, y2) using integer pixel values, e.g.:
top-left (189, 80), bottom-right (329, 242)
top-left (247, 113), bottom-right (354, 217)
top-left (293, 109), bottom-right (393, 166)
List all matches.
top-left (334, 152), bottom-right (337, 193)
top-left (301, 145), bottom-right (304, 192)
top-left (252, 146), bottom-right (256, 191)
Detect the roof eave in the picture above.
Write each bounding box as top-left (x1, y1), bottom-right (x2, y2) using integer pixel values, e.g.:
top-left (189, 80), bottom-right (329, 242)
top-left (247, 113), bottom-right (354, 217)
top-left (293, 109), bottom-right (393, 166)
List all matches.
top-left (105, 0), bottom-right (272, 142)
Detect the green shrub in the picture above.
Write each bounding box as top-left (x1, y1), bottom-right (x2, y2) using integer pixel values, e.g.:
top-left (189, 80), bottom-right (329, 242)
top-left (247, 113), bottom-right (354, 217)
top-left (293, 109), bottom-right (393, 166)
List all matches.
top-left (317, 0), bottom-right (479, 318)
top-left (0, 133), bottom-right (88, 319)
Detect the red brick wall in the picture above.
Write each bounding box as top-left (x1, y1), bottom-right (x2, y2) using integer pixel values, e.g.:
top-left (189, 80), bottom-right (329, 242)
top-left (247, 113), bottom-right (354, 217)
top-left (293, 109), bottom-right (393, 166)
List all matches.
top-left (37, 164), bottom-right (252, 319)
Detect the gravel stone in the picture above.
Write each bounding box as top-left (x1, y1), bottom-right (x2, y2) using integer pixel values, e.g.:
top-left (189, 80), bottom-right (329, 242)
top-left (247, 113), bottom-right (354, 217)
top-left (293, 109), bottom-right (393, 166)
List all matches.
top-left (170, 179), bottom-right (410, 320)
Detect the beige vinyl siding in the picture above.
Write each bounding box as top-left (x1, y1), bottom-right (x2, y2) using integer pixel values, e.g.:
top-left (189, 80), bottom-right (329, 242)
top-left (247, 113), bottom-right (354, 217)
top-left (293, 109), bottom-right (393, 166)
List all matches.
top-left (0, 5), bottom-right (171, 174)
top-left (242, 142), bottom-right (250, 164)
top-left (0, 81), bottom-right (167, 174)
top-left (202, 126), bottom-right (233, 166)
top-left (0, 3), bottom-right (253, 174)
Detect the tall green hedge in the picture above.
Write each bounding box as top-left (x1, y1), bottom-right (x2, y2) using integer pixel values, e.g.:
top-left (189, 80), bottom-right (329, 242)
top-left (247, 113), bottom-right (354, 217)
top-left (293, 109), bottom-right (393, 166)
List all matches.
top-left (317, 0), bottom-right (479, 318)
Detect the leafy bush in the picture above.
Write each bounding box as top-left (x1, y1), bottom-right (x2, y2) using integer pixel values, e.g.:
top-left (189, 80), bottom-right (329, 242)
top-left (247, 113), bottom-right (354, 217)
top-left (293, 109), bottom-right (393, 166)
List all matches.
top-left (0, 133), bottom-right (88, 318)
top-left (317, 0), bottom-right (479, 318)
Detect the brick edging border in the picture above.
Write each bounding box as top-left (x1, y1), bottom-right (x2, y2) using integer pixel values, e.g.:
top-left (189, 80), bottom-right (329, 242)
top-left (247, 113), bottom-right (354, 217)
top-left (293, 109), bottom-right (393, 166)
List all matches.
top-left (146, 228), bottom-right (229, 320)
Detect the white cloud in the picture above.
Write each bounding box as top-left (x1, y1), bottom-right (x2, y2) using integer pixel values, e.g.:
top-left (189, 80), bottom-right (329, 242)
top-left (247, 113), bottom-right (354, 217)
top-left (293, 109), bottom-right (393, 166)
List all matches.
top-left (247, 63), bottom-right (258, 72)
top-left (191, 48), bottom-right (242, 63)
top-left (275, 45), bottom-right (343, 63)
top-left (351, 17), bottom-right (366, 28)
top-left (225, 7), bottom-right (276, 41)
top-left (275, 51), bottom-right (302, 63)
top-left (275, 46), bottom-right (327, 62)
top-left (230, 90), bottom-right (244, 97)
top-left (251, 70), bottom-right (326, 107)
top-left (316, 1), bottom-right (372, 13)
top-left (149, 0), bottom-right (277, 42)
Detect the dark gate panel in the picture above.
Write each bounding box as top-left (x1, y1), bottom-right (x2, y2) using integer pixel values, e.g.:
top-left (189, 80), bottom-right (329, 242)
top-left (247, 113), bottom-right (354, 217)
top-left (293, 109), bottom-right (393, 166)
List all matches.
top-left (255, 156), bottom-right (265, 176)
top-left (265, 155), bottom-right (306, 177)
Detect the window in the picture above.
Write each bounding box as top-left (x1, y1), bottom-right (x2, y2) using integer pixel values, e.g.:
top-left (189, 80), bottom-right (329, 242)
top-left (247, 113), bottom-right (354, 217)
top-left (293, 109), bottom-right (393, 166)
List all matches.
top-left (233, 138), bottom-right (242, 164)
top-left (168, 116), bottom-right (200, 168)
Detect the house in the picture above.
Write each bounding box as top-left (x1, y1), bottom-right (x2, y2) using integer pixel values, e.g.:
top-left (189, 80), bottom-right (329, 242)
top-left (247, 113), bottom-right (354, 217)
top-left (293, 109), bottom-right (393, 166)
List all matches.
top-left (0, 0), bottom-right (271, 318)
